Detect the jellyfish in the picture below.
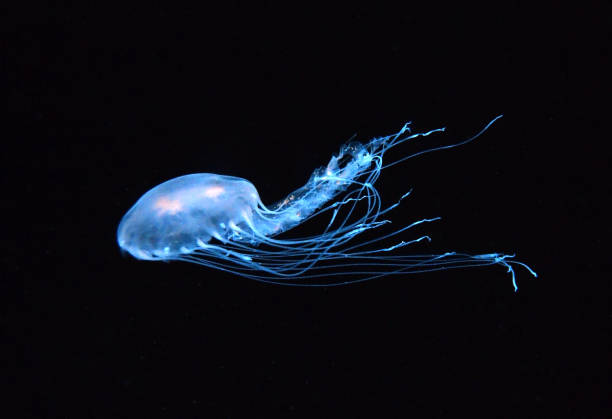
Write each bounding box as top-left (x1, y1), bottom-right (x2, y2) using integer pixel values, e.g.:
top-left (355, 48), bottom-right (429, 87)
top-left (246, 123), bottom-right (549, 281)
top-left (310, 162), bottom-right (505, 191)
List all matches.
top-left (117, 115), bottom-right (536, 290)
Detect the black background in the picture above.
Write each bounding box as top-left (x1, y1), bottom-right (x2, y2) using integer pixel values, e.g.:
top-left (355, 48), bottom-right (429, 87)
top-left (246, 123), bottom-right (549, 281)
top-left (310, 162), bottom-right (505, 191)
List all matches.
top-left (8, 2), bottom-right (609, 417)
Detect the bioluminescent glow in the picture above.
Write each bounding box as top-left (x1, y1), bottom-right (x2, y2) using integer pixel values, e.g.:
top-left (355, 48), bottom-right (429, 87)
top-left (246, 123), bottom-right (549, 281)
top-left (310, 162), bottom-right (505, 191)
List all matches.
top-left (117, 116), bottom-right (536, 290)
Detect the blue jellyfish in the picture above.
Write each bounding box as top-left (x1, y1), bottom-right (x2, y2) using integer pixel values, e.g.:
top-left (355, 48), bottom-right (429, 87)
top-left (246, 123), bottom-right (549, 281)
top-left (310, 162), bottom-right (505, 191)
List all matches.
top-left (117, 115), bottom-right (536, 290)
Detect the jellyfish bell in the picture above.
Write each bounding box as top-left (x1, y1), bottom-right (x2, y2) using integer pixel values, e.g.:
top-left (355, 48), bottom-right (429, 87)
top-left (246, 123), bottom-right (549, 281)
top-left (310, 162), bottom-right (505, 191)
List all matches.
top-left (117, 116), bottom-right (537, 290)
top-left (117, 174), bottom-right (266, 260)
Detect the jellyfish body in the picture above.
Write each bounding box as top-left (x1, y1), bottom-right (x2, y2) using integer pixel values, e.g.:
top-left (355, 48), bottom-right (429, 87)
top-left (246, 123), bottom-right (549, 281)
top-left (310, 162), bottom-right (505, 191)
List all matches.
top-left (117, 116), bottom-right (536, 290)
